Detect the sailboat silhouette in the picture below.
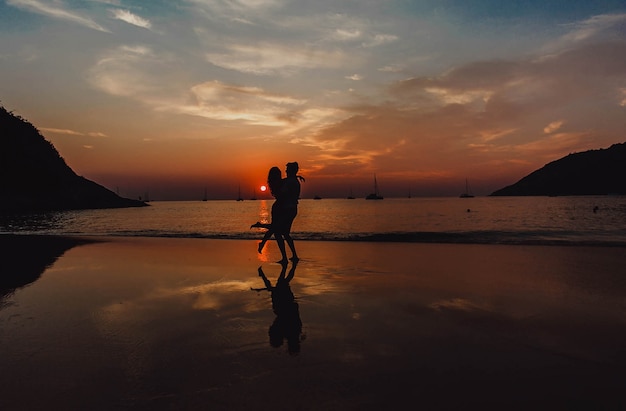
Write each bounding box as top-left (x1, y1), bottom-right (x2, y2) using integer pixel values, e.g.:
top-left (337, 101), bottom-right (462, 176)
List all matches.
top-left (365, 175), bottom-right (383, 200)
top-left (236, 184), bottom-right (243, 201)
top-left (460, 179), bottom-right (474, 198)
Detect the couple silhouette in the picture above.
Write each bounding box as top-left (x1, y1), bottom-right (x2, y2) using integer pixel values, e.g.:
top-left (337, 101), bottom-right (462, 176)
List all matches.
top-left (251, 162), bottom-right (304, 264)
top-left (251, 261), bottom-right (303, 355)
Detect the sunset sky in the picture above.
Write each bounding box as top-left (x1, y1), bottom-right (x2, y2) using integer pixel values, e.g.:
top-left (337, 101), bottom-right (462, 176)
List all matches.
top-left (1, 1), bottom-right (625, 199)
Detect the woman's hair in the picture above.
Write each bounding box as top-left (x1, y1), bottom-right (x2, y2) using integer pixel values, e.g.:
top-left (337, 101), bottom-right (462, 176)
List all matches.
top-left (267, 166), bottom-right (282, 196)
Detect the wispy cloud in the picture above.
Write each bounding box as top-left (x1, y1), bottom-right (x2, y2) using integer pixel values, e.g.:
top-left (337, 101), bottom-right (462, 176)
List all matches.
top-left (545, 13), bottom-right (626, 51)
top-left (308, 20), bottom-right (626, 175)
top-left (88, 43), bottom-right (346, 130)
top-left (110, 9), bottom-right (152, 29)
top-left (41, 127), bottom-right (107, 137)
top-left (378, 65), bottom-right (404, 73)
top-left (40, 127), bottom-right (83, 136)
top-left (346, 74), bottom-right (363, 81)
top-left (333, 28), bottom-right (362, 41)
top-left (206, 43), bottom-right (346, 75)
top-left (7, 0), bottom-right (109, 32)
top-left (187, 0), bottom-right (283, 13)
top-left (544, 120), bottom-right (564, 134)
top-left (362, 33), bottom-right (398, 47)
top-left (176, 80), bottom-right (307, 126)
top-left (183, 0), bottom-right (283, 23)
top-left (89, 45), bottom-right (162, 97)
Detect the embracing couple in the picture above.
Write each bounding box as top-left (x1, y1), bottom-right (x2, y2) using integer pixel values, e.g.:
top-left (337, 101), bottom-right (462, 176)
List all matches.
top-left (251, 162), bottom-right (305, 264)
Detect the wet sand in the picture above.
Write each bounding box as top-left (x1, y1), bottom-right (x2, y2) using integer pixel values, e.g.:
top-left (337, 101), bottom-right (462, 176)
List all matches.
top-left (1, 235), bottom-right (625, 410)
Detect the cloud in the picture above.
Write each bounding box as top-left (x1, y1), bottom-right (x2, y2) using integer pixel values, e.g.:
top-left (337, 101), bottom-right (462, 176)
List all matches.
top-left (346, 74), bottom-right (363, 81)
top-left (87, 43), bottom-right (348, 132)
top-left (174, 80), bottom-right (307, 126)
top-left (40, 127), bottom-right (83, 136)
top-left (378, 65), bottom-right (404, 73)
top-left (7, 0), bottom-right (109, 32)
top-left (476, 128), bottom-right (518, 143)
top-left (40, 127), bottom-right (108, 138)
top-left (183, 0), bottom-right (284, 23)
top-left (186, 0), bottom-right (283, 13)
top-left (110, 9), bottom-right (152, 29)
top-left (543, 120), bottom-right (564, 134)
top-left (206, 43), bottom-right (346, 75)
top-left (566, 13), bottom-right (626, 40)
top-left (392, 41), bottom-right (626, 110)
top-left (362, 33), bottom-right (398, 47)
top-left (333, 28), bottom-right (362, 41)
top-left (306, 21), bottom-right (626, 176)
top-left (88, 45), bottom-right (163, 97)
top-left (544, 13), bottom-right (626, 51)
top-left (91, 0), bottom-right (122, 5)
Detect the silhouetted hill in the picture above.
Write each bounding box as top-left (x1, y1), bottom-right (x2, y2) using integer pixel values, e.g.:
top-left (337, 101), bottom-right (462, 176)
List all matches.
top-left (1, 105), bottom-right (146, 213)
top-left (490, 142), bottom-right (626, 196)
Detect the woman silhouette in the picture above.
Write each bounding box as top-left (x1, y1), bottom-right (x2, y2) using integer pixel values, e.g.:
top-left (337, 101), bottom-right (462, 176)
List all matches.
top-left (251, 166), bottom-right (284, 255)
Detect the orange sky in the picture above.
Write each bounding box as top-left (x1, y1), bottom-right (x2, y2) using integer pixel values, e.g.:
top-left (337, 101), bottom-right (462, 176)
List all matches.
top-left (2, 1), bottom-right (625, 199)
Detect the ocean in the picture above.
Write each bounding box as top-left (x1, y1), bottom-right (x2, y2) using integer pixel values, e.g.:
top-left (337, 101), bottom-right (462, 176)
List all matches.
top-left (2, 196), bottom-right (625, 246)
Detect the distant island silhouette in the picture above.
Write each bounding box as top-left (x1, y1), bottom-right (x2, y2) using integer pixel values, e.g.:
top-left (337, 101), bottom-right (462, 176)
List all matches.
top-left (490, 142), bottom-right (626, 196)
top-left (1, 105), bottom-right (146, 213)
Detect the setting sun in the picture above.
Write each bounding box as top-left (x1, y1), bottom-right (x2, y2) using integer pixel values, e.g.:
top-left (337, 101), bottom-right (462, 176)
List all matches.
top-left (260, 185), bottom-right (267, 192)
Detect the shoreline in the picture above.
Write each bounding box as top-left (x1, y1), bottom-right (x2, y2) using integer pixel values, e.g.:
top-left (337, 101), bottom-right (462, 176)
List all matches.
top-left (2, 231), bottom-right (626, 248)
top-left (1, 235), bottom-right (625, 409)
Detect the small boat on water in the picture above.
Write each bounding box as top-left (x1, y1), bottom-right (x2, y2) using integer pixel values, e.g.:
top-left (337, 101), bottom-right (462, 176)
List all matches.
top-left (313, 195), bottom-right (322, 200)
top-left (365, 175), bottom-right (383, 200)
top-left (460, 179), bottom-right (474, 198)
top-left (236, 184), bottom-right (243, 201)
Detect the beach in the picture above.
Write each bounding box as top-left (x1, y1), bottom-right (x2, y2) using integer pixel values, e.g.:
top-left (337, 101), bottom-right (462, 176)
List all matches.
top-left (1, 235), bottom-right (625, 410)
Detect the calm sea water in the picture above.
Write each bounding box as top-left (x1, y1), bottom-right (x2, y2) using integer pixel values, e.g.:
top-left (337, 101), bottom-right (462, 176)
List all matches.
top-left (2, 196), bottom-right (626, 246)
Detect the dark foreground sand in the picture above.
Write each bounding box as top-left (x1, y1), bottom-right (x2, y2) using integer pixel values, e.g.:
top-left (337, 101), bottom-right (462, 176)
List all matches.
top-left (1, 235), bottom-right (625, 410)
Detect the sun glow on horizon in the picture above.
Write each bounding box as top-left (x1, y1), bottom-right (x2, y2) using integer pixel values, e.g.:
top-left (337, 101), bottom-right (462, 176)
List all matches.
top-left (260, 185), bottom-right (267, 192)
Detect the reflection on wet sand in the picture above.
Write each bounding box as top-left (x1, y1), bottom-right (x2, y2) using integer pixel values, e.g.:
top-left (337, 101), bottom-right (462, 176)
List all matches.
top-left (0, 234), bottom-right (95, 304)
top-left (252, 261), bottom-right (303, 355)
top-left (0, 237), bottom-right (624, 410)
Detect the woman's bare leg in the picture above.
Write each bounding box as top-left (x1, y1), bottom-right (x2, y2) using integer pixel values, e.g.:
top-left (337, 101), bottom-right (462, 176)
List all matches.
top-left (251, 222), bottom-right (271, 229)
top-left (258, 230), bottom-right (273, 253)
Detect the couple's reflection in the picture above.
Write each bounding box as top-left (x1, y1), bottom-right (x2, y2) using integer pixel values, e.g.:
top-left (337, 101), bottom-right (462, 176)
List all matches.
top-left (252, 260), bottom-right (303, 355)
